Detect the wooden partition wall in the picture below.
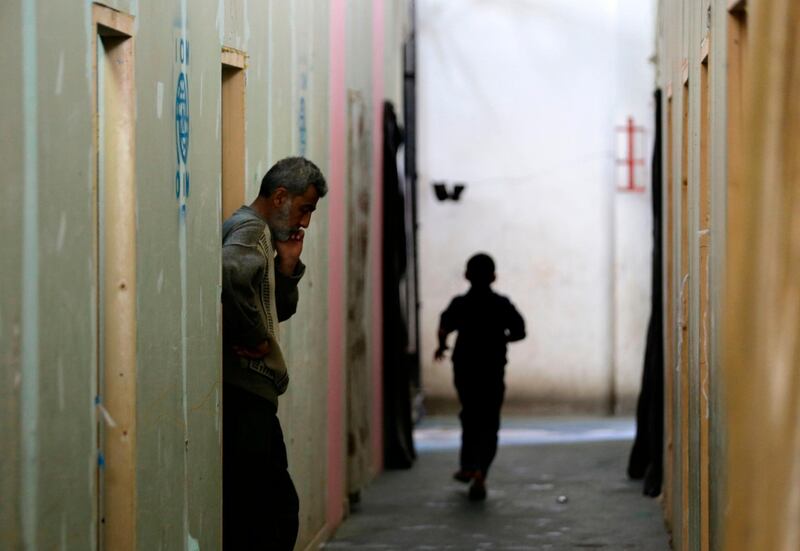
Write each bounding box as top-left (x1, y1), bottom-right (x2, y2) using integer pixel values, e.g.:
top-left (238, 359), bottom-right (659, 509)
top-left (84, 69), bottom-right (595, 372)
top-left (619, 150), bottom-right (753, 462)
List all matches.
top-left (724, 0), bottom-right (800, 549)
top-left (658, 0), bottom-right (800, 549)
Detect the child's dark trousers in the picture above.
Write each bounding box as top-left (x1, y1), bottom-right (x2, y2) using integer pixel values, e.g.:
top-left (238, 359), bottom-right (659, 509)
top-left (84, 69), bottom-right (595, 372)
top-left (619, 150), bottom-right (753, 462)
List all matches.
top-left (454, 364), bottom-right (506, 477)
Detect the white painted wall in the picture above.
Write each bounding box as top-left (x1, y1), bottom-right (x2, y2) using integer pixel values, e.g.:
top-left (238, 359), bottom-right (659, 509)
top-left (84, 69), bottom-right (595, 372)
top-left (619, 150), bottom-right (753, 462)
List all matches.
top-left (611, 0), bottom-right (658, 412)
top-left (417, 0), bottom-right (655, 413)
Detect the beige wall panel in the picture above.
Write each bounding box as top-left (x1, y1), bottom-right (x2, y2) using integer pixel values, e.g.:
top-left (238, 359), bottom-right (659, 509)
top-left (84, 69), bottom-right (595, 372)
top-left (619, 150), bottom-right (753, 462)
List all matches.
top-left (95, 0), bottom-right (136, 17)
top-left (131, 5), bottom-right (187, 548)
top-left (267, 0), bottom-right (294, 164)
top-left (342, 0), bottom-right (377, 501)
top-left (133, 0), bottom-right (223, 548)
top-left (244, 0), bottom-right (270, 201)
top-left (223, 0), bottom-right (247, 51)
top-left (183, 2), bottom-right (227, 549)
top-left (2, 0), bottom-right (402, 548)
top-left (275, 1), bottom-right (333, 547)
top-left (0, 0), bottom-right (24, 547)
top-left (24, 1), bottom-right (98, 548)
top-left (383, 0), bottom-right (407, 113)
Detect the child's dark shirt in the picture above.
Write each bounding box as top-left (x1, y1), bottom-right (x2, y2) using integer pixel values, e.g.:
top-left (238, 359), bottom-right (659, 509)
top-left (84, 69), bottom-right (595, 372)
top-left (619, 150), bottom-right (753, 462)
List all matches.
top-left (439, 286), bottom-right (526, 369)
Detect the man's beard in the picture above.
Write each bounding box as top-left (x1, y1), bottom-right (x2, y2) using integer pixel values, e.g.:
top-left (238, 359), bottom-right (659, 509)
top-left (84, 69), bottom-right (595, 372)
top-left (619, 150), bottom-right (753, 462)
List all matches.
top-left (268, 201), bottom-right (296, 241)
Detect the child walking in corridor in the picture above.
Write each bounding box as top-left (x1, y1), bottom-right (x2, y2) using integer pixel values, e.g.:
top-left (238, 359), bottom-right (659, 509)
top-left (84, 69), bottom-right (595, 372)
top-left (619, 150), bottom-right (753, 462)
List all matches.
top-left (435, 253), bottom-right (526, 500)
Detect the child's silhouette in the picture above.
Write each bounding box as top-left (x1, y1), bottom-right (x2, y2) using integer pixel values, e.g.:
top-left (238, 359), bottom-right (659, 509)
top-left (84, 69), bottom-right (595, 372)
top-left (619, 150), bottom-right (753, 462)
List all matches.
top-left (435, 253), bottom-right (526, 500)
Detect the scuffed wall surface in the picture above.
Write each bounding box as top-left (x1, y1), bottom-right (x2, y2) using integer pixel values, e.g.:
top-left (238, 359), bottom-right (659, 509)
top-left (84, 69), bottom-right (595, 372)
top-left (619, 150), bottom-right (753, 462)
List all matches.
top-left (2, 0), bottom-right (99, 548)
top-left (133, 0), bottom-right (224, 547)
top-left (417, 0), bottom-right (654, 413)
top-left (37, 0), bottom-right (98, 542)
top-left (1, 1), bottom-right (405, 548)
top-left (344, 0), bottom-right (376, 499)
top-left (268, 1), bottom-right (333, 547)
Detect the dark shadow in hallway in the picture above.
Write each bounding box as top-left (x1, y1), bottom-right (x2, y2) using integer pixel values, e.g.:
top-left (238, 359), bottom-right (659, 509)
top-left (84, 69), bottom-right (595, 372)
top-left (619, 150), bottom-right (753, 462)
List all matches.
top-left (325, 417), bottom-right (670, 550)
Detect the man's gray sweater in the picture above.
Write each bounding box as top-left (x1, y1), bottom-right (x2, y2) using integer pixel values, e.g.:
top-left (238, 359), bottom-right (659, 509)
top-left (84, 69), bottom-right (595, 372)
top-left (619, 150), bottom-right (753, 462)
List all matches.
top-left (222, 206), bottom-right (305, 405)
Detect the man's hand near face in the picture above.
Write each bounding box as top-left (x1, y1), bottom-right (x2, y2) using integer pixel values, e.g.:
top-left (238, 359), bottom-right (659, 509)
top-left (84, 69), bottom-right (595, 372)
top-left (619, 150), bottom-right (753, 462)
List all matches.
top-left (275, 229), bottom-right (305, 276)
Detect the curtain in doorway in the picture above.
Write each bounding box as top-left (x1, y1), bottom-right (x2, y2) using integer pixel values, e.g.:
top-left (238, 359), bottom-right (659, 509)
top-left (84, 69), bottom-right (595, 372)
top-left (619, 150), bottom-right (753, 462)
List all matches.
top-left (628, 89), bottom-right (664, 497)
top-left (382, 100), bottom-right (417, 469)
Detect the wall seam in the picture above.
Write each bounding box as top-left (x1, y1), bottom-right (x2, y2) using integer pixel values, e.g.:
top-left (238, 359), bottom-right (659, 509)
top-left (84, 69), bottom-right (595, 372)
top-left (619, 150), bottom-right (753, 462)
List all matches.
top-left (21, 0), bottom-right (40, 548)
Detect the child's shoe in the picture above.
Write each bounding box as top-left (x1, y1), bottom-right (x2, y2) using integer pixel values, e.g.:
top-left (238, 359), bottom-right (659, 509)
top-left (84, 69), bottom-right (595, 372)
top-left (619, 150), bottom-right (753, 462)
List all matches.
top-left (452, 469), bottom-right (476, 483)
top-left (468, 473), bottom-right (487, 501)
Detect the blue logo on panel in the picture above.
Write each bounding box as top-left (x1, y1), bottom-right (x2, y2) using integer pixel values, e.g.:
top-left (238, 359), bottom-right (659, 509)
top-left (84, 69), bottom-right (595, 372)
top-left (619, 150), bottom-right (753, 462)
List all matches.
top-left (175, 72), bottom-right (189, 166)
top-left (174, 37), bottom-right (190, 202)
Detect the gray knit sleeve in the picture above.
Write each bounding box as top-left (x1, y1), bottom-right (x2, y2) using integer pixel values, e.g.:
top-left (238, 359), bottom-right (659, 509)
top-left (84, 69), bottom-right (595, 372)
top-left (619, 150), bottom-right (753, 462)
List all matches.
top-left (275, 260), bottom-right (305, 322)
top-left (222, 244), bottom-right (269, 347)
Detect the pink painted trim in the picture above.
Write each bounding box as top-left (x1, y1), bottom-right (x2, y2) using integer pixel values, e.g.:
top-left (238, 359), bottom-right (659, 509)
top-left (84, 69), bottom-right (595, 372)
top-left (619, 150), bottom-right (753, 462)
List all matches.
top-left (370, 0), bottom-right (385, 476)
top-left (326, 0), bottom-right (347, 529)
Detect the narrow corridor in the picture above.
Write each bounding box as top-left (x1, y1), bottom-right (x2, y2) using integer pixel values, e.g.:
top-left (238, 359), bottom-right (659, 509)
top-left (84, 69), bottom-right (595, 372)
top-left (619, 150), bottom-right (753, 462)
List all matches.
top-left (326, 418), bottom-right (669, 550)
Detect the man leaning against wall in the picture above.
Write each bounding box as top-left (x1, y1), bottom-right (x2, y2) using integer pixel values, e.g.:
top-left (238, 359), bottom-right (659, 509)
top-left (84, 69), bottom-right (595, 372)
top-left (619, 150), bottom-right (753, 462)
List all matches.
top-left (221, 157), bottom-right (327, 550)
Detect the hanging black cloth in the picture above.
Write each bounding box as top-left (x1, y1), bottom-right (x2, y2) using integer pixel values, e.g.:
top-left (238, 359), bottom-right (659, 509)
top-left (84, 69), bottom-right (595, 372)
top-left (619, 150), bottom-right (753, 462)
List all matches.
top-left (382, 100), bottom-right (417, 469)
top-left (627, 89), bottom-right (664, 497)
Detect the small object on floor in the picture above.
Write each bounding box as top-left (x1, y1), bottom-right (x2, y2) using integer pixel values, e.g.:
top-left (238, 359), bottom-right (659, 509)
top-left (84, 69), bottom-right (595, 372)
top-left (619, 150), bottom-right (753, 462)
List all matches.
top-left (468, 474), bottom-right (487, 501)
top-left (453, 469), bottom-right (476, 483)
top-left (557, 495), bottom-right (569, 504)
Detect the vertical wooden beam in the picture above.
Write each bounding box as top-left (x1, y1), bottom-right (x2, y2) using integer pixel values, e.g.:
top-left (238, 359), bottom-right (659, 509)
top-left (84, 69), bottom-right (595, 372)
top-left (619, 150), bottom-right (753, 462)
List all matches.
top-left (723, 14), bottom-right (748, 548)
top-left (679, 80), bottom-right (690, 551)
top-left (699, 55), bottom-right (711, 551)
top-left (725, 0), bottom-right (748, 332)
top-left (93, 5), bottom-right (136, 550)
top-left (707, 2), bottom-right (732, 549)
top-left (664, 92), bottom-right (675, 532)
top-left (221, 49), bottom-right (247, 221)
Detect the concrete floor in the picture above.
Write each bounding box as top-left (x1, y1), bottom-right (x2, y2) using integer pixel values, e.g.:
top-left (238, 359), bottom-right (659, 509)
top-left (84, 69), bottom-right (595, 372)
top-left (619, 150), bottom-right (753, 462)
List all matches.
top-left (324, 417), bottom-right (670, 550)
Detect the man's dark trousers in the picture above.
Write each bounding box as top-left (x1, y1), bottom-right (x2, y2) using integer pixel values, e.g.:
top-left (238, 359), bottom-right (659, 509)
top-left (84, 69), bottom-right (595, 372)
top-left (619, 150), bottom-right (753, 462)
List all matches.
top-left (223, 384), bottom-right (299, 550)
top-left (454, 365), bottom-right (505, 477)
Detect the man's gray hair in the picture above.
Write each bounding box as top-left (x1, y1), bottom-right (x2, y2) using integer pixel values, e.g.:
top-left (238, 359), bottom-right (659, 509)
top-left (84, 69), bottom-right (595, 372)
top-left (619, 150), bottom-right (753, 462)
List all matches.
top-left (258, 157), bottom-right (328, 198)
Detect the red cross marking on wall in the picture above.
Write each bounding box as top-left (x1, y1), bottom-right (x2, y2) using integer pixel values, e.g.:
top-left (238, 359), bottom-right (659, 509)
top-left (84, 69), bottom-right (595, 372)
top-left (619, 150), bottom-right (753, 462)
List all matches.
top-left (616, 117), bottom-right (646, 193)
